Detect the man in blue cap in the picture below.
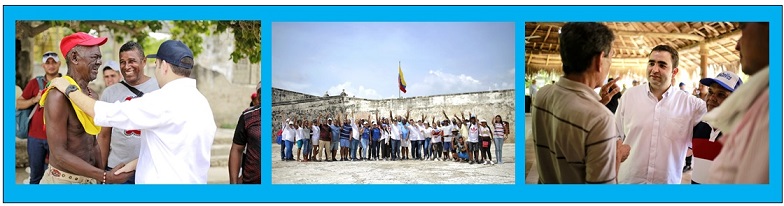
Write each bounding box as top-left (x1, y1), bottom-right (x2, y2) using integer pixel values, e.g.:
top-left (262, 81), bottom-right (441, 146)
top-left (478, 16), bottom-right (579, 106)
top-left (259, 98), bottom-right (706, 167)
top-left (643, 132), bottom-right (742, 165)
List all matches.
top-left (690, 71), bottom-right (741, 184)
top-left (48, 40), bottom-right (217, 184)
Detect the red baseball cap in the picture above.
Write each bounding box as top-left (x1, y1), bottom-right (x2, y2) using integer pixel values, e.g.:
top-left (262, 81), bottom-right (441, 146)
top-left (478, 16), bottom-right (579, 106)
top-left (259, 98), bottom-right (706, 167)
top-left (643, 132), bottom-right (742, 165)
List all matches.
top-left (60, 32), bottom-right (108, 60)
top-left (251, 92), bottom-right (258, 99)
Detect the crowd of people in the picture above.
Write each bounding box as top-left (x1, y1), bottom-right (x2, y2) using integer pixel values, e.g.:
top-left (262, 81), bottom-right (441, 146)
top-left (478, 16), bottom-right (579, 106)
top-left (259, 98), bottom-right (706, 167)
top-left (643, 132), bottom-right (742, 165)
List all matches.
top-left (278, 110), bottom-right (511, 165)
top-left (16, 32), bottom-right (261, 184)
top-left (531, 22), bottom-right (769, 184)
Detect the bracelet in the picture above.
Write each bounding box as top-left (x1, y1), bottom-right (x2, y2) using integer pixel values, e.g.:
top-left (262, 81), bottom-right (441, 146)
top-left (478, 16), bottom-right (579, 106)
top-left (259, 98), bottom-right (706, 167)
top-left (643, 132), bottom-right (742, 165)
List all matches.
top-left (102, 171), bottom-right (107, 184)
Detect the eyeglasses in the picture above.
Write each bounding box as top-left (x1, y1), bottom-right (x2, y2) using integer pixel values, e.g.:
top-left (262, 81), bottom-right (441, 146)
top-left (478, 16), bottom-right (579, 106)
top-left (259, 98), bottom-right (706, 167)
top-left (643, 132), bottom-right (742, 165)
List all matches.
top-left (42, 52), bottom-right (58, 58)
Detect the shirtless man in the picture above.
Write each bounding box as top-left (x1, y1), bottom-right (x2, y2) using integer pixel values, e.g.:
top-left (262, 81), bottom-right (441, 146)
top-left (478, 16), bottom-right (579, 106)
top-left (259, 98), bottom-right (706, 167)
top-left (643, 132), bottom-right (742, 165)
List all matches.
top-left (40, 32), bottom-right (132, 184)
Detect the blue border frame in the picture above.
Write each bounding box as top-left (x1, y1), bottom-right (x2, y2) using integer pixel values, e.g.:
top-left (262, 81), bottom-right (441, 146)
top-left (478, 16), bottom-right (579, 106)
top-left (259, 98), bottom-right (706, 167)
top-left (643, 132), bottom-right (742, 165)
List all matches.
top-left (3, 5), bottom-right (782, 203)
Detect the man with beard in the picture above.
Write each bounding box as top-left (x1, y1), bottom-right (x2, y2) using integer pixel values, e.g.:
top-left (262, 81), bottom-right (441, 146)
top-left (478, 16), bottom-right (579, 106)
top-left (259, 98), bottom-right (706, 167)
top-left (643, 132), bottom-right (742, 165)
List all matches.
top-left (615, 45), bottom-right (707, 184)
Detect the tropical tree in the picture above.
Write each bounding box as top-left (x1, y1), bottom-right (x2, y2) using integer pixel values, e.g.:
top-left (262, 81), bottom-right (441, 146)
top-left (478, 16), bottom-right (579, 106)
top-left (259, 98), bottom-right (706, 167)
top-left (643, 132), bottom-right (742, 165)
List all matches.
top-left (14, 20), bottom-right (260, 87)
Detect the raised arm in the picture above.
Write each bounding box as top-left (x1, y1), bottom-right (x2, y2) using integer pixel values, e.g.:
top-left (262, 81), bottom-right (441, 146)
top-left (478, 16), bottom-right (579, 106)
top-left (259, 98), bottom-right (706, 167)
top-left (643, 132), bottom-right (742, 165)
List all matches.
top-left (442, 110), bottom-right (450, 122)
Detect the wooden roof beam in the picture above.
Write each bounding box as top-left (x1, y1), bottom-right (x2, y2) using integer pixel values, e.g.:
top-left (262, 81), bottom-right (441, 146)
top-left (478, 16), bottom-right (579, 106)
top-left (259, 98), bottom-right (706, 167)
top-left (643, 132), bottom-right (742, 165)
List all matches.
top-left (615, 30), bottom-right (705, 41)
top-left (680, 29), bottom-right (741, 52)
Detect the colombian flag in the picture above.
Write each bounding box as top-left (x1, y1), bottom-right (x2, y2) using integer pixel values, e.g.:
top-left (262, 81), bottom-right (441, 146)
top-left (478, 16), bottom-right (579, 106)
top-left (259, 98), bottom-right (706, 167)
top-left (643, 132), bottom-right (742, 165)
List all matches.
top-left (398, 64), bottom-right (407, 93)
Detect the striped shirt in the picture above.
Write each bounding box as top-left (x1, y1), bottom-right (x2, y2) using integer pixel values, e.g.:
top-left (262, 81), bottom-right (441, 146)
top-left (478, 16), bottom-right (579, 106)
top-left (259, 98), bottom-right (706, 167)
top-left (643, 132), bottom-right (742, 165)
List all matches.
top-left (494, 123), bottom-right (505, 138)
top-left (532, 77), bottom-right (618, 184)
top-left (340, 124), bottom-right (352, 140)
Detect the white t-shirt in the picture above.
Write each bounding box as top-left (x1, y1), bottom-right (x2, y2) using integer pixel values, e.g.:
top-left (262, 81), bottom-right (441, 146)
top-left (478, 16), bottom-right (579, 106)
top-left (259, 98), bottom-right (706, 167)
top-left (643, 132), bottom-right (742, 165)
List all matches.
top-left (407, 125), bottom-right (418, 141)
top-left (282, 124), bottom-right (296, 142)
top-left (295, 127), bottom-right (304, 141)
top-left (351, 121), bottom-right (360, 140)
top-left (390, 123), bottom-right (401, 140)
top-left (99, 77), bottom-right (160, 168)
top-left (311, 125), bottom-right (320, 144)
top-left (440, 125), bottom-right (452, 142)
top-left (381, 126), bottom-right (391, 143)
top-left (424, 127), bottom-right (433, 139)
top-left (468, 123), bottom-right (480, 143)
top-left (94, 78), bottom-right (216, 184)
top-left (431, 128), bottom-right (442, 143)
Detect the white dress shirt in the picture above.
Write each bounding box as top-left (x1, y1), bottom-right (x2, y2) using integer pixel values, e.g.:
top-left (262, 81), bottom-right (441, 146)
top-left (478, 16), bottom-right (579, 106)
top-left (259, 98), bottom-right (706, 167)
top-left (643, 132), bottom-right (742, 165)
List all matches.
top-left (94, 78), bottom-right (216, 184)
top-left (615, 85), bottom-right (706, 184)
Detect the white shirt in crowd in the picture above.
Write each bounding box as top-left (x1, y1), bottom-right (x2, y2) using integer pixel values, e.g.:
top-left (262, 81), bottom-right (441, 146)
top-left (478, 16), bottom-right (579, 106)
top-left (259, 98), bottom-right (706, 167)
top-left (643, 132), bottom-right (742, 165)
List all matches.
top-left (431, 127), bottom-right (442, 143)
top-left (467, 123), bottom-right (480, 143)
top-left (442, 124), bottom-right (453, 142)
top-left (311, 125), bottom-right (320, 143)
top-left (295, 127), bottom-right (304, 141)
top-left (381, 126), bottom-right (391, 144)
top-left (281, 122), bottom-right (297, 142)
top-left (351, 119), bottom-right (360, 140)
top-left (391, 122), bottom-right (401, 140)
top-left (424, 127), bottom-right (433, 139)
top-left (615, 85), bottom-right (706, 184)
top-left (94, 78), bottom-right (216, 184)
top-left (408, 124), bottom-right (421, 141)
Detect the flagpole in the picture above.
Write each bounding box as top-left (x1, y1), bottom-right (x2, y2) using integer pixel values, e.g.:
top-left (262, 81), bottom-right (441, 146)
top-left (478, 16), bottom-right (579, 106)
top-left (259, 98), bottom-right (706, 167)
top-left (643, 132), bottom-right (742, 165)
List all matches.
top-left (398, 61), bottom-right (401, 99)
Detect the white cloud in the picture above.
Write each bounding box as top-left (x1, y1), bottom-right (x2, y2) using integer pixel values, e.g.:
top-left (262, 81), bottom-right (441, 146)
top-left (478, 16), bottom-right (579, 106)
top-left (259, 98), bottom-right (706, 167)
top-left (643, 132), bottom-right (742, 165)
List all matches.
top-left (327, 81), bottom-right (383, 99)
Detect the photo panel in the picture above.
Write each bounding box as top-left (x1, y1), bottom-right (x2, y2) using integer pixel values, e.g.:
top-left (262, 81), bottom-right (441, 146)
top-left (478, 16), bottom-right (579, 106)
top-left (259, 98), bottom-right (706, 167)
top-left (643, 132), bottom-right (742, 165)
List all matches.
top-left (270, 22), bottom-right (516, 184)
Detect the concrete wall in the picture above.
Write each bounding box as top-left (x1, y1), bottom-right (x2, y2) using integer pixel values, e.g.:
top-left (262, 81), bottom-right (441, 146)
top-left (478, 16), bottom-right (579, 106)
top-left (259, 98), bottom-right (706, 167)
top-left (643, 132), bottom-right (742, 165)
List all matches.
top-left (272, 88), bottom-right (517, 143)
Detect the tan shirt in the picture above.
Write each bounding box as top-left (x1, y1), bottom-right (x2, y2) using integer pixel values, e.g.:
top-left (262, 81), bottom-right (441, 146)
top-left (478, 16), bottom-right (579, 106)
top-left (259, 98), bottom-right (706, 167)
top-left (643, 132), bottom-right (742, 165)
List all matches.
top-left (532, 77), bottom-right (618, 184)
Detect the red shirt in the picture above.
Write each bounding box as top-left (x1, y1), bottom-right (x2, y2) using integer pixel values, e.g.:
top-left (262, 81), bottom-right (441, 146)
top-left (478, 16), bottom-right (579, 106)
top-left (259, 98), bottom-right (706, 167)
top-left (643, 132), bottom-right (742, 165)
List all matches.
top-left (21, 77), bottom-right (48, 140)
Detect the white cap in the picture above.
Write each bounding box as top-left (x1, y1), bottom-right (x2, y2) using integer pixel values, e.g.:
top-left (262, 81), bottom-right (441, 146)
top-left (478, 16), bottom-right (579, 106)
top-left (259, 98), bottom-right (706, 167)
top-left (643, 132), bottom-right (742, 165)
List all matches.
top-left (328, 118), bottom-right (333, 121)
top-left (103, 60), bottom-right (120, 71)
top-left (288, 121), bottom-right (294, 125)
top-left (700, 71), bottom-right (743, 92)
top-left (480, 119), bottom-right (487, 123)
top-left (42, 51), bottom-right (59, 63)
top-left (363, 121), bottom-right (368, 125)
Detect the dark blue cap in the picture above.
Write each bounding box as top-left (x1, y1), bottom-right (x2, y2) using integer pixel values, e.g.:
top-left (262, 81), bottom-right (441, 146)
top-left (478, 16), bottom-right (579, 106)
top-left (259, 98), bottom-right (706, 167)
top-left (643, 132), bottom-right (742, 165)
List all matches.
top-left (146, 40), bottom-right (194, 69)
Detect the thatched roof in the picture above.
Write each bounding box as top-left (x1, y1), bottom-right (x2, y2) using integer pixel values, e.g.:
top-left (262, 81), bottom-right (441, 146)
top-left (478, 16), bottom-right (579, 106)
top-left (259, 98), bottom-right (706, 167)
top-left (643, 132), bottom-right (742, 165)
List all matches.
top-left (525, 22), bottom-right (741, 79)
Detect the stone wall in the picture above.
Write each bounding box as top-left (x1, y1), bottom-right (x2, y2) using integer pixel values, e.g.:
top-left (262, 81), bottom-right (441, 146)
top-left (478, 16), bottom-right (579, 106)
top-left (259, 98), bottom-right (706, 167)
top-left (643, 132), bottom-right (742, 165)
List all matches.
top-left (272, 88), bottom-right (320, 103)
top-left (272, 88), bottom-right (517, 143)
top-left (194, 64), bottom-right (258, 128)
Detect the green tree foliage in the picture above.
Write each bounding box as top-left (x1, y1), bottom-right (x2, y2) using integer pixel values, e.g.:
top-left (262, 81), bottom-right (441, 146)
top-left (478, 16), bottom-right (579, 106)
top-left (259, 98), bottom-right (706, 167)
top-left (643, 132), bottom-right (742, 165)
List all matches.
top-left (16, 20), bottom-right (260, 87)
top-left (170, 21), bottom-right (260, 63)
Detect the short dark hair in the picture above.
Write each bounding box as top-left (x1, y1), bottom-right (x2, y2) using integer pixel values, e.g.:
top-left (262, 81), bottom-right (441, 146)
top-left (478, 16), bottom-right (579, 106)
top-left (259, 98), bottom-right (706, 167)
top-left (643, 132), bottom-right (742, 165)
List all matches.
top-left (169, 57), bottom-right (193, 77)
top-left (119, 41), bottom-right (145, 58)
top-left (650, 45), bottom-right (679, 68)
top-left (559, 22), bottom-right (615, 75)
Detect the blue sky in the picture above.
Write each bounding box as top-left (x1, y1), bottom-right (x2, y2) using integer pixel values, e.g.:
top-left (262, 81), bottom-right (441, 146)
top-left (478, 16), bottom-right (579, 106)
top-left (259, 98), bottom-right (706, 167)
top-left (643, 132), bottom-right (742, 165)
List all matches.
top-left (272, 22), bottom-right (515, 99)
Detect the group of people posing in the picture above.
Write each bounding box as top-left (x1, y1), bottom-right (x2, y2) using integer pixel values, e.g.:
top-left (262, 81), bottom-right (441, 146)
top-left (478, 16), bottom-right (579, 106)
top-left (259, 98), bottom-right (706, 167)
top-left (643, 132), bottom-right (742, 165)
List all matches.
top-left (532, 22), bottom-right (769, 184)
top-left (279, 110), bottom-right (510, 165)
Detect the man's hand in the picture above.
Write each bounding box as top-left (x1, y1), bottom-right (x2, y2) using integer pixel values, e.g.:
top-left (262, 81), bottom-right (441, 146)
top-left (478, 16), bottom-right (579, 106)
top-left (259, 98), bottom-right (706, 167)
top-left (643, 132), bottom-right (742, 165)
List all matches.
top-left (617, 139), bottom-right (631, 162)
top-left (599, 77), bottom-right (622, 105)
top-left (49, 77), bottom-right (73, 93)
top-left (105, 162), bottom-right (134, 184)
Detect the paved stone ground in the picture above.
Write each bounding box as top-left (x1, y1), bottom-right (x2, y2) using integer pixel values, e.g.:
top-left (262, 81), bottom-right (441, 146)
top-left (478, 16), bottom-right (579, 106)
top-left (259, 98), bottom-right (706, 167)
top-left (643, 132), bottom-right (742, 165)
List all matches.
top-left (272, 143), bottom-right (516, 184)
top-left (523, 114), bottom-right (692, 184)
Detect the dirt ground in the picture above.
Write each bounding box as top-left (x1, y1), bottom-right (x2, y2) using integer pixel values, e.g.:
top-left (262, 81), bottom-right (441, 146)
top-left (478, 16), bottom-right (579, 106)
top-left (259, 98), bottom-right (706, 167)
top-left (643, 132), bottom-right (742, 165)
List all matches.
top-left (272, 143), bottom-right (516, 184)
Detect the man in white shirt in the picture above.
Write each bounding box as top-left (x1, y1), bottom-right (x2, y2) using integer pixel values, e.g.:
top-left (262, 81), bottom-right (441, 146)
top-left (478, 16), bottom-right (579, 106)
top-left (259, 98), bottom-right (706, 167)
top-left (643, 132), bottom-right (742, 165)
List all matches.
top-left (703, 22), bottom-right (769, 183)
top-left (615, 45), bottom-right (707, 184)
top-left (49, 40), bottom-right (217, 184)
